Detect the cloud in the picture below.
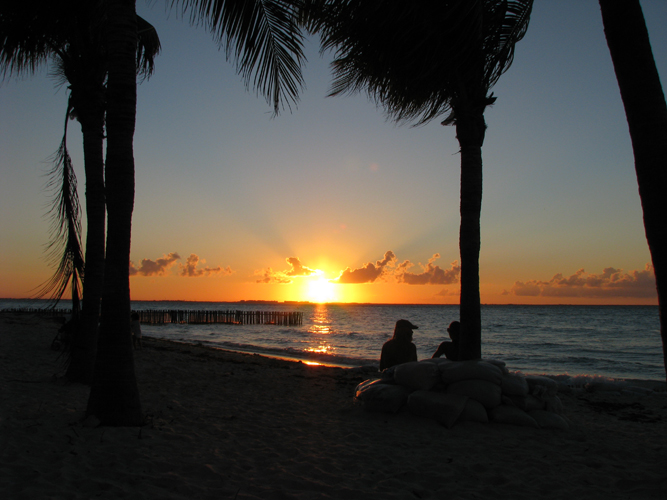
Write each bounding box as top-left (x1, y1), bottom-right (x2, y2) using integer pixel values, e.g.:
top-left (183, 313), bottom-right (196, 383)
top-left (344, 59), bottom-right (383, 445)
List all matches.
top-left (284, 257), bottom-right (317, 277)
top-left (503, 264), bottom-right (656, 298)
top-left (130, 252), bottom-right (232, 278)
top-left (255, 256), bottom-right (319, 284)
top-left (179, 254), bottom-right (232, 277)
top-left (396, 254), bottom-right (460, 285)
top-left (129, 252), bottom-right (181, 276)
top-left (255, 268), bottom-right (292, 284)
top-left (334, 251), bottom-right (397, 284)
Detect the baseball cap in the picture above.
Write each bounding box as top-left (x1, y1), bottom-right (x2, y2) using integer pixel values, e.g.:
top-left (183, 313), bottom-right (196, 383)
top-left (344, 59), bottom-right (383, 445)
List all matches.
top-left (396, 319), bottom-right (418, 330)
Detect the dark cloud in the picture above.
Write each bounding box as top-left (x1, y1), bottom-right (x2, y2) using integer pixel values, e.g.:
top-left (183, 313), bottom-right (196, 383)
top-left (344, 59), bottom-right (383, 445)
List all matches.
top-left (503, 265), bottom-right (656, 298)
top-left (334, 251), bottom-right (397, 284)
top-left (396, 254), bottom-right (460, 285)
top-left (179, 254), bottom-right (232, 277)
top-left (129, 252), bottom-right (181, 276)
top-left (284, 257), bottom-right (316, 277)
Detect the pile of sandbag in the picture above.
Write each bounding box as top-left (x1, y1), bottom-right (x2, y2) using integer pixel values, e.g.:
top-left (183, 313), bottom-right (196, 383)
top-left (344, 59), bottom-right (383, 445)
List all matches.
top-left (354, 358), bottom-right (569, 429)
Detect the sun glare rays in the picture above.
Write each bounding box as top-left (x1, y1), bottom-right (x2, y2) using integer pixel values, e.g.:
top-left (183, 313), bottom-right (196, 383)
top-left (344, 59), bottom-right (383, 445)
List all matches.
top-left (306, 273), bottom-right (338, 303)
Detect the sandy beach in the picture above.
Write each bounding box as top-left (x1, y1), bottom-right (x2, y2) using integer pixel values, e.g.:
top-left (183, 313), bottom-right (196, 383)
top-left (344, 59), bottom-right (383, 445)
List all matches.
top-left (1, 312), bottom-right (666, 499)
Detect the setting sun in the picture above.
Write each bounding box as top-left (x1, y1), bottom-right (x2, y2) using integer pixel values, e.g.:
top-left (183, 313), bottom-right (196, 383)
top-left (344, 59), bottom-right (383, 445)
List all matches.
top-left (307, 276), bottom-right (337, 303)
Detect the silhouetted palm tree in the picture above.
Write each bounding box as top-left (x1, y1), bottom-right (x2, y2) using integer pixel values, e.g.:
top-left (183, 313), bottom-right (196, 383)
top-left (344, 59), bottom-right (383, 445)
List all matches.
top-left (310, 0), bottom-right (533, 359)
top-left (0, 1), bottom-right (161, 384)
top-left (86, 0), bottom-right (307, 425)
top-left (599, 0), bottom-right (667, 381)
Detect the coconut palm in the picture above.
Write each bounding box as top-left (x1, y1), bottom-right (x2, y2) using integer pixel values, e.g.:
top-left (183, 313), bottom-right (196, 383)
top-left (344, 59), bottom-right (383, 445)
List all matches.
top-left (86, 0), bottom-right (307, 425)
top-left (307, 0), bottom-right (532, 360)
top-left (599, 0), bottom-right (667, 381)
top-left (0, 1), bottom-right (161, 383)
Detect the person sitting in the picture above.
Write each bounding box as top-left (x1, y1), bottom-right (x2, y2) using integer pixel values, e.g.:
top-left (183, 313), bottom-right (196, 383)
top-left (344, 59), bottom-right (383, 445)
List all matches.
top-left (432, 320), bottom-right (460, 361)
top-left (380, 319), bottom-right (419, 370)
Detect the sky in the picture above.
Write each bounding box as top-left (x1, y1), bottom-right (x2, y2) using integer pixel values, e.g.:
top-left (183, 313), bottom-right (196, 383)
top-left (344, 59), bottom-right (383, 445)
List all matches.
top-left (1, 1), bottom-right (666, 305)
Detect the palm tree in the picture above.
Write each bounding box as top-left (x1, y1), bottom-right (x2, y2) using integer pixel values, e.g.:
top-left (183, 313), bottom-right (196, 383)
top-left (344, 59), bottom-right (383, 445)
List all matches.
top-left (0, 1), bottom-right (161, 384)
top-left (599, 0), bottom-right (667, 381)
top-left (1, 3), bottom-right (89, 317)
top-left (86, 0), bottom-right (307, 425)
top-left (309, 0), bottom-right (533, 360)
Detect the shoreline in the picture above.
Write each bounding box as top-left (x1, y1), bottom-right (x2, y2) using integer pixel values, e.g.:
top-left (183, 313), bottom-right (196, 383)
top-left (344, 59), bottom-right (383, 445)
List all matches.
top-left (143, 335), bottom-right (667, 388)
top-left (143, 336), bottom-right (362, 370)
top-left (2, 312), bottom-right (666, 499)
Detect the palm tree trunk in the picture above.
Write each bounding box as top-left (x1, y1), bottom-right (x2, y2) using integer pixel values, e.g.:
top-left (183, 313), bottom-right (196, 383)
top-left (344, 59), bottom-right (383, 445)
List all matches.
top-left (86, 0), bottom-right (142, 425)
top-left (66, 91), bottom-right (106, 384)
top-left (599, 0), bottom-right (667, 382)
top-left (455, 109), bottom-right (486, 360)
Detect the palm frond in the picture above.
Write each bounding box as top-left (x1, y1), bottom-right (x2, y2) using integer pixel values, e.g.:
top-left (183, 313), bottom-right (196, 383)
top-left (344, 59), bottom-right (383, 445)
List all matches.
top-left (137, 15), bottom-right (162, 80)
top-left (34, 97), bottom-right (85, 312)
top-left (173, 0), bottom-right (306, 113)
top-left (482, 0), bottom-right (533, 90)
top-left (313, 0), bottom-right (532, 126)
top-left (0, 2), bottom-right (57, 77)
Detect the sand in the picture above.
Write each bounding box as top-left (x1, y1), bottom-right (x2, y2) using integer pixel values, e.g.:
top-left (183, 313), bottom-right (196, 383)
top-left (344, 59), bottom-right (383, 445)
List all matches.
top-left (1, 312), bottom-right (666, 500)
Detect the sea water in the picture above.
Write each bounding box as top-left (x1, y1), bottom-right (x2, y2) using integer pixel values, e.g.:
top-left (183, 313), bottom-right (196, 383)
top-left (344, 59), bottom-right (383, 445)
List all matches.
top-left (2, 299), bottom-right (663, 381)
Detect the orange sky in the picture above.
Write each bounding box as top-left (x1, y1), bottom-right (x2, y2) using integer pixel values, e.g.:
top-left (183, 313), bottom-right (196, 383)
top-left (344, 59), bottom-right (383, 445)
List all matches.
top-left (1, 2), bottom-right (664, 307)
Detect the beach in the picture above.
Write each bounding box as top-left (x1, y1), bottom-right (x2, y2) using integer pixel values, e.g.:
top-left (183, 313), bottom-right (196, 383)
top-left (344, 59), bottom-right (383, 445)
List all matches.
top-left (1, 313), bottom-right (666, 499)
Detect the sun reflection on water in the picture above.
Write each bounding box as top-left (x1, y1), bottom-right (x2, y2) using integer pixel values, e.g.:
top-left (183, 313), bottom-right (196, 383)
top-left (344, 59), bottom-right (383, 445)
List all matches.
top-left (308, 303), bottom-right (333, 335)
top-left (306, 344), bottom-right (334, 354)
top-left (304, 304), bottom-right (336, 357)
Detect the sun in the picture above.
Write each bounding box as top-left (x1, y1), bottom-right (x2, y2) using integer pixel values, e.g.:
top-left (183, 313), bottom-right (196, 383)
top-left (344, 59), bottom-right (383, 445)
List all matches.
top-left (307, 276), bottom-right (337, 303)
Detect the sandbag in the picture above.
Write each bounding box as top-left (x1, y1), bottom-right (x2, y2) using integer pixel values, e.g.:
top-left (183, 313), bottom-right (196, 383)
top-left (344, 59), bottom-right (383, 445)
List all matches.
top-left (458, 398), bottom-right (489, 423)
top-left (490, 405), bottom-right (539, 428)
top-left (394, 361), bottom-right (441, 391)
top-left (355, 379), bottom-right (411, 413)
top-left (501, 372), bottom-right (529, 397)
top-left (505, 394), bottom-right (545, 411)
top-left (439, 360), bottom-right (503, 385)
top-left (422, 357), bottom-right (452, 367)
top-left (544, 395), bottom-right (564, 415)
top-left (483, 358), bottom-right (510, 375)
top-left (528, 410), bottom-right (569, 430)
top-left (380, 365), bottom-right (397, 382)
top-left (407, 390), bottom-right (468, 428)
top-left (354, 378), bottom-right (382, 397)
top-left (526, 375), bottom-right (558, 397)
top-left (446, 379), bottom-right (502, 410)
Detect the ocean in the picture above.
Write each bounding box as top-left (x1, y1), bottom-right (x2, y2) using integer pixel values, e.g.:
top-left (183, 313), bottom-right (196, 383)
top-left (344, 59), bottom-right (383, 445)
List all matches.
top-left (2, 299), bottom-right (664, 382)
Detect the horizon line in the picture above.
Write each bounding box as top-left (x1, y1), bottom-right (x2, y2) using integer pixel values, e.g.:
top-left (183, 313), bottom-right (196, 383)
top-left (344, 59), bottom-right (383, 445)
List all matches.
top-left (0, 297), bottom-right (657, 307)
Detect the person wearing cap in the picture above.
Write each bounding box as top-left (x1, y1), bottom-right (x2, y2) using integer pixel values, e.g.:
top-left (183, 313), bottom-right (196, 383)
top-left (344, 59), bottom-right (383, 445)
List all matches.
top-left (431, 320), bottom-right (460, 361)
top-left (379, 319), bottom-right (419, 370)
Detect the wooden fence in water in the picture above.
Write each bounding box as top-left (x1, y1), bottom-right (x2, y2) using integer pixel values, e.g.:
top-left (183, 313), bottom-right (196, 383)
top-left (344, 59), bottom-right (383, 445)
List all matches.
top-left (1, 308), bottom-right (71, 317)
top-left (2, 308), bottom-right (302, 326)
top-left (133, 309), bottom-right (302, 326)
